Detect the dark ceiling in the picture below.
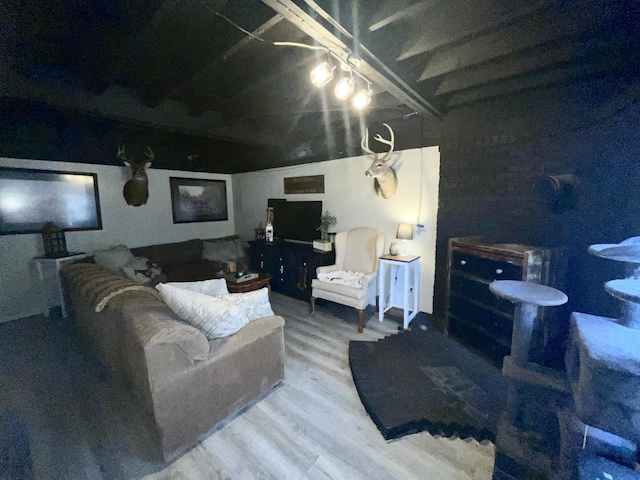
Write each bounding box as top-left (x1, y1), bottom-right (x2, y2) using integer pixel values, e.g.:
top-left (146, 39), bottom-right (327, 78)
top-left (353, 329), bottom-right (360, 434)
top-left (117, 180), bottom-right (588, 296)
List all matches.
top-left (1, 0), bottom-right (638, 173)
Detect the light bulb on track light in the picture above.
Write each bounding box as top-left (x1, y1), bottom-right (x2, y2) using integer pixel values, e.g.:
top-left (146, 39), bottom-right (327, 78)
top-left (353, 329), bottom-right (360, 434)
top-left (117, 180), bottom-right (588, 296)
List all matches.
top-left (310, 62), bottom-right (334, 87)
top-left (352, 88), bottom-right (372, 110)
top-left (334, 76), bottom-right (356, 100)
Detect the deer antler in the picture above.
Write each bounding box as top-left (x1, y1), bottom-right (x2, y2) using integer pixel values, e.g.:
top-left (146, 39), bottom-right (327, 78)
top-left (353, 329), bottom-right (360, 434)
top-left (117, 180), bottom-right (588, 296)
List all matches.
top-left (372, 123), bottom-right (395, 161)
top-left (117, 144), bottom-right (132, 163)
top-left (361, 128), bottom-right (375, 155)
top-left (143, 146), bottom-right (154, 163)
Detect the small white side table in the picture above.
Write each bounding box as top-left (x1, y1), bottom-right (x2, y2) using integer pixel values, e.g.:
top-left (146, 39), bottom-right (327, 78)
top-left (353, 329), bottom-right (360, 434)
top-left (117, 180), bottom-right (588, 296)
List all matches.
top-left (34, 252), bottom-right (86, 317)
top-left (378, 254), bottom-right (421, 329)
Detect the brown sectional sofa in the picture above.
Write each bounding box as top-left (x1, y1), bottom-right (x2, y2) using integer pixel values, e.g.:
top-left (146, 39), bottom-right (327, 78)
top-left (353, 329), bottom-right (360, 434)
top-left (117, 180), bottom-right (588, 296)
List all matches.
top-left (130, 235), bottom-right (250, 282)
top-left (60, 241), bottom-right (285, 462)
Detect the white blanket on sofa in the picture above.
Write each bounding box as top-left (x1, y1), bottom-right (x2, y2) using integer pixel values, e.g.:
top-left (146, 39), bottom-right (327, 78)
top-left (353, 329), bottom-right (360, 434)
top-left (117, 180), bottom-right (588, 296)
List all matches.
top-left (317, 270), bottom-right (365, 288)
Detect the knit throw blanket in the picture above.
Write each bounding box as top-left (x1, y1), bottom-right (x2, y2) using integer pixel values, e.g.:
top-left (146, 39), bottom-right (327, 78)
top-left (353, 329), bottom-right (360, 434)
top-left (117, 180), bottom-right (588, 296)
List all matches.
top-left (62, 263), bottom-right (164, 312)
top-left (317, 270), bottom-right (365, 288)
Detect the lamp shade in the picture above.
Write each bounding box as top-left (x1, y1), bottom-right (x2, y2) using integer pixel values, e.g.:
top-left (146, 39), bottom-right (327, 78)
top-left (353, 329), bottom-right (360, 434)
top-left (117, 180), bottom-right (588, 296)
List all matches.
top-left (396, 223), bottom-right (413, 240)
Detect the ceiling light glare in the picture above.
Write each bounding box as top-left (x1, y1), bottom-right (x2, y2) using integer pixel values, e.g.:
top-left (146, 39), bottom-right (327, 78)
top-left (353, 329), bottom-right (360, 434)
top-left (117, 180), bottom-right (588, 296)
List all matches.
top-left (352, 88), bottom-right (372, 110)
top-left (310, 62), bottom-right (334, 87)
top-left (334, 76), bottom-right (356, 100)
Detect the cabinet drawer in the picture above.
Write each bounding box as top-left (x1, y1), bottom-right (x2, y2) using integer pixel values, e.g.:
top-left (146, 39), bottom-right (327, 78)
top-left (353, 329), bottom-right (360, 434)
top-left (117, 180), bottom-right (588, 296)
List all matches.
top-left (449, 296), bottom-right (513, 341)
top-left (451, 251), bottom-right (521, 281)
top-left (449, 273), bottom-right (515, 315)
top-left (448, 317), bottom-right (510, 365)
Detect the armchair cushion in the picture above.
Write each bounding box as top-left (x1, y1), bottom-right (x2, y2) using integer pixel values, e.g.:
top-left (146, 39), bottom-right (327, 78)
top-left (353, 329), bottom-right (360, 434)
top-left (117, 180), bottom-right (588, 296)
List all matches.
top-left (311, 278), bottom-right (370, 301)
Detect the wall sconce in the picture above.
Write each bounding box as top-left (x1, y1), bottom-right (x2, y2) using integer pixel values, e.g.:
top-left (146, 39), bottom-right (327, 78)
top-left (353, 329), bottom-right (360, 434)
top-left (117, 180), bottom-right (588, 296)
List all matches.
top-left (274, 41), bottom-right (373, 109)
top-left (396, 223), bottom-right (414, 256)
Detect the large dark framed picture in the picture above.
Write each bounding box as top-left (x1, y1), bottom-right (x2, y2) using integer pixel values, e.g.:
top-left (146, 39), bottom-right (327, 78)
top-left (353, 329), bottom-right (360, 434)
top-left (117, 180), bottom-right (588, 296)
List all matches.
top-left (0, 167), bottom-right (102, 235)
top-left (170, 177), bottom-right (228, 223)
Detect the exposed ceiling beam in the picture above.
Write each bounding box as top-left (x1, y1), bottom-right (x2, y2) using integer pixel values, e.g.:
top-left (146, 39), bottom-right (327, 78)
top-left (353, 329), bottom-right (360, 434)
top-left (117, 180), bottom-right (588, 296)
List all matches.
top-left (398, 0), bottom-right (554, 61)
top-left (168, 14), bottom-right (285, 103)
top-left (418, 0), bottom-right (605, 81)
top-left (434, 33), bottom-right (628, 96)
top-left (446, 60), bottom-right (611, 108)
top-left (434, 41), bottom-right (578, 96)
top-left (369, 1), bottom-right (433, 32)
top-left (260, 0), bottom-right (442, 120)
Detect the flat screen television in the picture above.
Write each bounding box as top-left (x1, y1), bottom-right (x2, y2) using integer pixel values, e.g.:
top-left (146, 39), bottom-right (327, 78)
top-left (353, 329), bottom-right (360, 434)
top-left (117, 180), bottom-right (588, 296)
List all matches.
top-left (268, 199), bottom-right (322, 243)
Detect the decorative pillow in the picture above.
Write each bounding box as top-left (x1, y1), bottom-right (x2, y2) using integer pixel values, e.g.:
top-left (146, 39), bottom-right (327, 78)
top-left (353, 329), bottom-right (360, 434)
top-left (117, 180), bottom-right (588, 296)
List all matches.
top-left (156, 283), bottom-right (249, 339)
top-left (94, 245), bottom-right (134, 271)
top-left (165, 278), bottom-right (229, 296)
top-left (216, 288), bottom-right (274, 321)
top-left (121, 256), bottom-right (163, 285)
top-left (202, 240), bottom-right (238, 262)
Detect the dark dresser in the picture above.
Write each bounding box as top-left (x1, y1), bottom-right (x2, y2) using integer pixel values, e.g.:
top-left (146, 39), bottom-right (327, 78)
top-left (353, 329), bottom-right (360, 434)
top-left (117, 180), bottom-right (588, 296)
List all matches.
top-left (445, 236), bottom-right (566, 366)
top-left (249, 240), bottom-right (335, 300)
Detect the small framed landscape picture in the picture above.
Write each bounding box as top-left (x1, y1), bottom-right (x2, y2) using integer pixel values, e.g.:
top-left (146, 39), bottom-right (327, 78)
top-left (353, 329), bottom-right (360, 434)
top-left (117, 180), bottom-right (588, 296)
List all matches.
top-left (169, 177), bottom-right (228, 224)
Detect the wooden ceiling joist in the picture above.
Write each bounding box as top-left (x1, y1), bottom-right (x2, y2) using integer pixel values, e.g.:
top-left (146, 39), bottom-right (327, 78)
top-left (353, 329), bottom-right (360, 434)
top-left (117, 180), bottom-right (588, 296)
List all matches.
top-left (397, 0), bottom-right (553, 61)
top-left (418, 0), bottom-right (606, 81)
top-left (261, 0), bottom-right (442, 120)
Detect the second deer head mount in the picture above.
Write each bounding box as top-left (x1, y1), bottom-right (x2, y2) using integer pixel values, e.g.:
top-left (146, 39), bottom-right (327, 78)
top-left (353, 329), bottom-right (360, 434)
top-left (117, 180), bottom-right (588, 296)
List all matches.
top-left (363, 123), bottom-right (398, 199)
top-left (117, 145), bottom-right (153, 207)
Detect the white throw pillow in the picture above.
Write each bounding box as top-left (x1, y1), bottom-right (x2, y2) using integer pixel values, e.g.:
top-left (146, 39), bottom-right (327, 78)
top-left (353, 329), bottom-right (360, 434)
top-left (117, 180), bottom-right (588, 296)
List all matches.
top-left (165, 278), bottom-right (229, 296)
top-left (155, 283), bottom-right (248, 339)
top-left (94, 245), bottom-right (134, 271)
top-left (216, 288), bottom-right (274, 321)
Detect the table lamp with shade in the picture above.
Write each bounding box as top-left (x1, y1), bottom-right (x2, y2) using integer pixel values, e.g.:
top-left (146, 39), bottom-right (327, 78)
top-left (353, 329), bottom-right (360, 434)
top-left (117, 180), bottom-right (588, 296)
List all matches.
top-left (396, 223), bottom-right (413, 256)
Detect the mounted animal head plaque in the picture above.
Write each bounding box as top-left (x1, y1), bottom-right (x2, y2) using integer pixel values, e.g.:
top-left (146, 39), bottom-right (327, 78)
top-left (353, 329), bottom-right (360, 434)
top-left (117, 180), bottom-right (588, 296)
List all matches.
top-left (117, 145), bottom-right (153, 207)
top-left (362, 123), bottom-right (398, 199)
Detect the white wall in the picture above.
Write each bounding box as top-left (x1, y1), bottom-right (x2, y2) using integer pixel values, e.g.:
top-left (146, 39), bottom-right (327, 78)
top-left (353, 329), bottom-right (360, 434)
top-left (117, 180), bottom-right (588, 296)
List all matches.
top-left (233, 147), bottom-right (440, 314)
top-left (0, 157), bottom-right (235, 322)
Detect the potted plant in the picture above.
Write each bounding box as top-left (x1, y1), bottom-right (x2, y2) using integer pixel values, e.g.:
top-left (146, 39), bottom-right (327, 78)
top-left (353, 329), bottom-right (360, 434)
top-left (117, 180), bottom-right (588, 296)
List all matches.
top-left (317, 210), bottom-right (337, 241)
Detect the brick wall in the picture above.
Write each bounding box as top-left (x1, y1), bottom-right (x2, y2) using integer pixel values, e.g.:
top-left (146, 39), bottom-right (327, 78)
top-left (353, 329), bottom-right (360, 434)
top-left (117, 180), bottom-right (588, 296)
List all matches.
top-left (432, 77), bottom-right (640, 322)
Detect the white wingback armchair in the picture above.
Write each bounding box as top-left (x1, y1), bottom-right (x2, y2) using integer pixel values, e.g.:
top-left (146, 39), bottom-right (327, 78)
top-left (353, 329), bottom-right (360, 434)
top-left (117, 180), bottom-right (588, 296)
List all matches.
top-left (310, 227), bottom-right (385, 333)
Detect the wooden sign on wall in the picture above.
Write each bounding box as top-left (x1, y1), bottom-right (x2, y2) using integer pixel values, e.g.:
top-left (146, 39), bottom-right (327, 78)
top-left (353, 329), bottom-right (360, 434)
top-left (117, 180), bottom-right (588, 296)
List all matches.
top-left (284, 175), bottom-right (325, 194)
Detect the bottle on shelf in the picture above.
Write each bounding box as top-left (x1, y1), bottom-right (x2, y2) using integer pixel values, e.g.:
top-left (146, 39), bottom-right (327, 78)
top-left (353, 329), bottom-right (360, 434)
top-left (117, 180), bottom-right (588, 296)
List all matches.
top-left (265, 207), bottom-right (274, 243)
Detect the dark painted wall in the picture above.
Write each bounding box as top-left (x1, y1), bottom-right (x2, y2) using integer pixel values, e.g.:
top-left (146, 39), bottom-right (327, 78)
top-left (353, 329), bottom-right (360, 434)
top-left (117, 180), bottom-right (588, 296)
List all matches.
top-left (432, 77), bottom-right (640, 326)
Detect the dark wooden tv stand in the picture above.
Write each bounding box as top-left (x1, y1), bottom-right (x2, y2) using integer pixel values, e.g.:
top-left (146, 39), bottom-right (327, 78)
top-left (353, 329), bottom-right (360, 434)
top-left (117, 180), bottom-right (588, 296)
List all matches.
top-left (248, 240), bottom-right (335, 301)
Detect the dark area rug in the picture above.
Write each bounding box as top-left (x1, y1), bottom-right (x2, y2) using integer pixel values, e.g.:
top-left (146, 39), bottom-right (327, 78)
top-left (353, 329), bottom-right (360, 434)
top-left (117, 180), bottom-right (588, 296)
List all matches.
top-left (0, 413), bottom-right (33, 480)
top-left (349, 326), bottom-right (508, 442)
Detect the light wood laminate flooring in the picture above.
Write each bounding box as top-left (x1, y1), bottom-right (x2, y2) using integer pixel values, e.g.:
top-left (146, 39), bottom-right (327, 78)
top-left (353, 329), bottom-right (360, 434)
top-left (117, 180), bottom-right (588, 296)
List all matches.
top-left (0, 293), bottom-right (495, 479)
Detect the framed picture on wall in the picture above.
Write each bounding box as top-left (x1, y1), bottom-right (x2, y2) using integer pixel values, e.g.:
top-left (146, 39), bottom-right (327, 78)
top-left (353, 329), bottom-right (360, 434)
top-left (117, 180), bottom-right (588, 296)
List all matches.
top-left (169, 177), bottom-right (228, 223)
top-left (0, 167), bottom-right (102, 235)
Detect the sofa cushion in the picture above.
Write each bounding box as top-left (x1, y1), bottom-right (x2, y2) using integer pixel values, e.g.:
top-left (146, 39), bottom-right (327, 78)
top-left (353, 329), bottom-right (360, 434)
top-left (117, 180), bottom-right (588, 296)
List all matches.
top-left (135, 239), bottom-right (203, 266)
top-left (163, 260), bottom-right (219, 282)
top-left (156, 283), bottom-right (249, 339)
top-left (202, 239), bottom-right (239, 262)
top-left (216, 288), bottom-right (274, 321)
top-left (165, 278), bottom-right (229, 296)
top-left (94, 245), bottom-right (134, 271)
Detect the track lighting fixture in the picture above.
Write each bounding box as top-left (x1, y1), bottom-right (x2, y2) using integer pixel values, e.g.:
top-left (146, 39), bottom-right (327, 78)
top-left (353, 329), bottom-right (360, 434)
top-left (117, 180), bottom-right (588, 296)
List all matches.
top-left (274, 41), bottom-right (374, 110)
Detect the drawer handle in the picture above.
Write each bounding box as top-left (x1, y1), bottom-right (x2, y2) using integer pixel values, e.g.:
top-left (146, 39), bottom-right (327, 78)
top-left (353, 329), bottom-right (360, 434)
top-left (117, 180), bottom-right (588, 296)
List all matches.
top-left (280, 266), bottom-right (284, 273)
top-left (496, 268), bottom-right (503, 274)
top-left (460, 260), bottom-right (467, 265)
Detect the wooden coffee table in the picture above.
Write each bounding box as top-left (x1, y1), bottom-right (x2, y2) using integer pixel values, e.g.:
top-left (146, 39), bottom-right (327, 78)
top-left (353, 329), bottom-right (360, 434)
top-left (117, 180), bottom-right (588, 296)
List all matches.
top-left (223, 273), bottom-right (272, 294)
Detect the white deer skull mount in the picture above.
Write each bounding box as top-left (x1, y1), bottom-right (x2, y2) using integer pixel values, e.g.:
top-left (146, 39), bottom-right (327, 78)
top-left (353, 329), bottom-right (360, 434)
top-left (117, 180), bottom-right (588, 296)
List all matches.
top-left (363, 123), bottom-right (398, 199)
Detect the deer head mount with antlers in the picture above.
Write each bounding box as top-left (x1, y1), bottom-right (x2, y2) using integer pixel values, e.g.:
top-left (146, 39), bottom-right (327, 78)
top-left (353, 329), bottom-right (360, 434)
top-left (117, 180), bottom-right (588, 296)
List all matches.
top-left (117, 145), bottom-right (153, 207)
top-left (363, 123), bottom-right (398, 199)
